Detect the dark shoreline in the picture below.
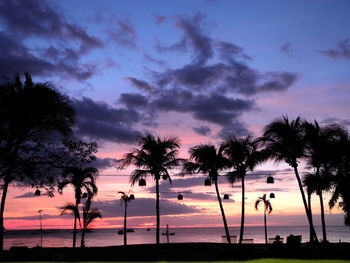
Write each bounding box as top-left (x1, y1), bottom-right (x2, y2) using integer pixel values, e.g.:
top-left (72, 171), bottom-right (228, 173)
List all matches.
top-left (1, 242), bottom-right (350, 261)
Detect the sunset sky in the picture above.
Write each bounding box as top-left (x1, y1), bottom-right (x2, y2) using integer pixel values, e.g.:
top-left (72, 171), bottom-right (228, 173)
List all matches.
top-left (0, 0), bottom-right (350, 230)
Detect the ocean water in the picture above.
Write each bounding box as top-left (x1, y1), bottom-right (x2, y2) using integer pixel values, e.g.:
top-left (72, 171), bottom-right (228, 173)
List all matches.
top-left (4, 226), bottom-right (350, 249)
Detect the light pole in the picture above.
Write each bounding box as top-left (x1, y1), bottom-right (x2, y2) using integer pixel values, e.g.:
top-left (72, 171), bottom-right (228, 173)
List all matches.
top-left (38, 210), bottom-right (43, 247)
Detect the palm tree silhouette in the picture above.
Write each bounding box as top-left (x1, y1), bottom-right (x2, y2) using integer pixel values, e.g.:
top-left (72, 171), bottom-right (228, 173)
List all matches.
top-left (58, 167), bottom-right (98, 248)
top-left (261, 116), bottom-right (318, 242)
top-left (60, 203), bottom-right (81, 243)
top-left (80, 195), bottom-right (102, 247)
top-left (303, 120), bottom-right (348, 242)
top-left (255, 194), bottom-right (272, 244)
top-left (221, 136), bottom-right (265, 244)
top-left (119, 134), bottom-right (183, 244)
top-left (119, 191), bottom-right (134, 246)
top-left (303, 172), bottom-right (331, 242)
top-left (329, 130), bottom-right (350, 227)
top-left (0, 73), bottom-right (74, 250)
top-left (182, 144), bottom-right (231, 243)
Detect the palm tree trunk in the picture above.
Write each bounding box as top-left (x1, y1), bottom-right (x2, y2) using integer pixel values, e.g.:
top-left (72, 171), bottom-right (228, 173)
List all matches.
top-left (214, 180), bottom-right (231, 243)
top-left (307, 191), bottom-right (314, 242)
top-left (319, 191), bottom-right (327, 242)
top-left (239, 176), bottom-right (245, 244)
top-left (155, 177), bottom-right (160, 245)
top-left (73, 214), bottom-right (77, 248)
top-left (293, 166), bottom-right (318, 242)
top-left (0, 179), bottom-right (9, 251)
top-left (80, 229), bottom-right (85, 248)
top-left (124, 201), bottom-right (128, 246)
top-left (264, 208), bottom-right (267, 244)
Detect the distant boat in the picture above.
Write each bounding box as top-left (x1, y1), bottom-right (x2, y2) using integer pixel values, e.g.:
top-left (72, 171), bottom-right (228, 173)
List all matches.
top-left (146, 228), bottom-right (151, 231)
top-left (162, 224), bottom-right (175, 236)
top-left (162, 232), bottom-right (175, 236)
top-left (118, 229), bottom-right (135, 235)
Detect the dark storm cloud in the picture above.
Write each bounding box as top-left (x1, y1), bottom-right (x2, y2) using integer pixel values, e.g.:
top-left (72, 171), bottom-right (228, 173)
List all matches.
top-left (93, 157), bottom-right (118, 170)
top-left (95, 198), bottom-right (202, 218)
top-left (72, 97), bottom-right (141, 143)
top-left (109, 16), bottom-right (138, 48)
top-left (0, 0), bottom-right (103, 80)
top-left (190, 93), bottom-right (254, 125)
top-left (125, 77), bottom-right (158, 94)
top-left (0, 0), bottom-right (103, 50)
top-left (119, 93), bottom-right (149, 109)
top-left (153, 61), bottom-right (296, 96)
top-left (0, 32), bottom-right (97, 80)
top-left (174, 12), bottom-right (213, 65)
top-left (319, 39), bottom-right (350, 60)
top-left (192, 125), bottom-right (211, 136)
top-left (143, 52), bottom-right (166, 67)
top-left (153, 13), bottom-right (296, 95)
top-left (122, 13), bottom-right (297, 138)
top-left (259, 72), bottom-right (297, 93)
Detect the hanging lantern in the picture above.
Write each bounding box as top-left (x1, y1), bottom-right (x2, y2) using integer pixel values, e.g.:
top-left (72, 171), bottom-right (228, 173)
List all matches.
top-left (269, 193), bottom-right (275, 198)
top-left (129, 194), bottom-right (135, 200)
top-left (204, 178), bottom-right (211, 186)
top-left (82, 192), bottom-right (88, 198)
top-left (223, 194), bottom-right (229, 200)
top-left (139, 179), bottom-right (146, 186)
top-left (34, 189), bottom-right (41, 196)
top-left (267, 176), bottom-right (274, 184)
top-left (177, 194), bottom-right (183, 200)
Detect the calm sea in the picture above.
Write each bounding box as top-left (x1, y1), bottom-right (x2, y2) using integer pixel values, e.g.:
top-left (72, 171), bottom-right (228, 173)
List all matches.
top-left (4, 226), bottom-right (350, 249)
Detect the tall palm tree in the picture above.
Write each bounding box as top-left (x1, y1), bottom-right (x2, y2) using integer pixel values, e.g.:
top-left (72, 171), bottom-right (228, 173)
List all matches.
top-left (261, 116), bottom-right (318, 242)
top-left (119, 191), bottom-right (134, 246)
top-left (80, 196), bottom-right (102, 248)
top-left (255, 194), bottom-right (272, 244)
top-left (302, 120), bottom-right (349, 241)
top-left (0, 73), bottom-right (74, 250)
top-left (182, 144), bottom-right (231, 243)
top-left (303, 172), bottom-right (332, 242)
top-left (58, 167), bottom-right (98, 248)
top-left (329, 132), bottom-right (350, 227)
top-left (221, 136), bottom-right (266, 244)
top-left (119, 134), bottom-right (183, 244)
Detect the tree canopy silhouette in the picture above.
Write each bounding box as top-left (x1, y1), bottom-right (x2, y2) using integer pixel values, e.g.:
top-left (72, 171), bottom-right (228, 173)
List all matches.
top-left (183, 144), bottom-right (231, 243)
top-left (119, 134), bottom-right (183, 244)
top-left (0, 73), bottom-right (74, 250)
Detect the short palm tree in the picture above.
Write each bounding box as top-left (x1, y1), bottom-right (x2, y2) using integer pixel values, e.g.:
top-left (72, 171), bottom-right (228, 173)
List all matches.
top-left (261, 116), bottom-right (318, 242)
top-left (80, 196), bottom-right (102, 247)
top-left (221, 136), bottom-right (266, 244)
top-left (119, 134), bottom-right (183, 244)
top-left (58, 167), bottom-right (98, 248)
top-left (182, 144), bottom-right (231, 243)
top-left (255, 194), bottom-right (272, 244)
top-left (60, 203), bottom-right (81, 242)
top-left (119, 191), bottom-right (134, 246)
